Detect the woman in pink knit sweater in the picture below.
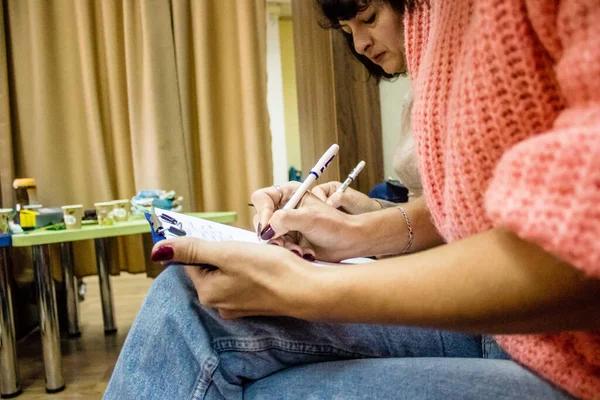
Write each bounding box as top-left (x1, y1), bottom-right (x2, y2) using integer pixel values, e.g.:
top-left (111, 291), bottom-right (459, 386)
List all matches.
top-left (106, 1), bottom-right (599, 399)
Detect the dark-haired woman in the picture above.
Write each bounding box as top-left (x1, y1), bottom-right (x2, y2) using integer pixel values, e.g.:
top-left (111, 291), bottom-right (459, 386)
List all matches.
top-left (105, 1), bottom-right (600, 399)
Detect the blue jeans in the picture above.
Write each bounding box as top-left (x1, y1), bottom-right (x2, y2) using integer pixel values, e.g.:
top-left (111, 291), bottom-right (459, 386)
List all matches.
top-left (104, 267), bottom-right (569, 399)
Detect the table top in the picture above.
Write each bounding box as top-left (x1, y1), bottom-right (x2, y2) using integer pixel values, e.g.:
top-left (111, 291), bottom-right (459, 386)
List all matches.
top-left (11, 212), bottom-right (237, 247)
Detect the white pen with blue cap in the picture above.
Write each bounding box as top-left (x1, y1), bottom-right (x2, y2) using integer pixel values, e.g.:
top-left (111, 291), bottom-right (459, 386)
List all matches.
top-left (260, 144), bottom-right (339, 241)
top-left (337, 160), bottom-right (366, 193)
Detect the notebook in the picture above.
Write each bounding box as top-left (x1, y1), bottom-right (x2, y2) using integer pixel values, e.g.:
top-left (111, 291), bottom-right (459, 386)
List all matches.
top-left (151, 208), bottom-right (373, 267)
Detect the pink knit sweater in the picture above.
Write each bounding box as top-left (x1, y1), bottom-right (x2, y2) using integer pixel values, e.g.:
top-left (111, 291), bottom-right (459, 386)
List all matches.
top-left (405, 1), bottom-right (600, 399)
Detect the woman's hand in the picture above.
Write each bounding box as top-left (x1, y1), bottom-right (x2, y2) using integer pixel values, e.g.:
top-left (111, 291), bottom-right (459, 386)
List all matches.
top-left (151, 238), bottom-right (323, 319)
top-left (251, 181), bottom-right (301, 237)
top-left (312, 181), bottom-right (383, 215)
top-left (251, 183), bottom-right (366, 261)
top-left (250, 183), bottom-right (443, 260)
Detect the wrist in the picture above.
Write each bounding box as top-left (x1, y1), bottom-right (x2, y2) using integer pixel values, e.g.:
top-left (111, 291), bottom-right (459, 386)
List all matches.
top-left (352, 208), bottom-right (410, 257)
top-left (291, 266), bottom-right (348, 320)
top-left (372, 198), bottom-right (395, 210)
top-left (337, 213), bottom-right (373, 259)
top-left (350, 213), bottom-right (376, 256)
top-left (287, 263), bottom-right (331, 320)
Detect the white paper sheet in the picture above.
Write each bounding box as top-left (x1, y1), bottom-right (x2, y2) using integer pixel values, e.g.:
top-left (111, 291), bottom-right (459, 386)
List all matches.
top-left (154, 208), bottom-right (373, 266)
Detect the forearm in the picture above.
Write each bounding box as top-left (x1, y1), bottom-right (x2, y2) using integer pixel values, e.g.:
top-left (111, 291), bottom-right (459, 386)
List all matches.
top-left (350, 196), bottom-right (444, 257)
top-left (306, 228), bottom-right (600, 333)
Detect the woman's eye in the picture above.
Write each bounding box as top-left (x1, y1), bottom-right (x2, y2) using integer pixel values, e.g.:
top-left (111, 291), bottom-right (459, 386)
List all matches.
top-left (365, 14), bottom-right (376, 24)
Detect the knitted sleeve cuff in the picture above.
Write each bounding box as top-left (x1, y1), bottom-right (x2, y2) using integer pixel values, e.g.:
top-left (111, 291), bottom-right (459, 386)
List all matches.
top-left (484, 128), bottom-right (600, 278)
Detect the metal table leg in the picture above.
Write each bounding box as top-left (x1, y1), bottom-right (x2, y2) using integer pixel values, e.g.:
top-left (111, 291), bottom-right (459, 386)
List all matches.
top-left (32, 245), bottom-right (65, 393)
top-left (60, 243), bottom-right (80, 338)
top-left (0, 247), bottom-right (21, 398)
top-left (94, 239), bottom-right (116, 335)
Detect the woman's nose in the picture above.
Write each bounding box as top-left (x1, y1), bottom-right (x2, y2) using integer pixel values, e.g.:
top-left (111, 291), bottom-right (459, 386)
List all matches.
top-left (353, 31), bottom-right (372, 55)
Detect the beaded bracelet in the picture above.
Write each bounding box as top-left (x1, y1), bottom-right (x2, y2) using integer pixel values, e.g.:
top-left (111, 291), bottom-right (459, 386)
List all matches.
top-left (397, 206), bottom-right (413, 254)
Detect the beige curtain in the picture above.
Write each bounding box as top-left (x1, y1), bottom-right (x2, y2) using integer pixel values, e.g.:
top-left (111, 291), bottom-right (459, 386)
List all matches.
top-left (0, 1), bottom-right (14, 207)
top-left (1, 0), bottom-right (272, 279)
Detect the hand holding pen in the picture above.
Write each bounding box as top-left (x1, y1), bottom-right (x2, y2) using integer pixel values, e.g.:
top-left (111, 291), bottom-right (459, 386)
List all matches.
top-left (252, 144), bottom-right (340, 241)
top-left (311, 161), bottom-right (381, 215)
top-left (249, 147), bottom-right (378, 262)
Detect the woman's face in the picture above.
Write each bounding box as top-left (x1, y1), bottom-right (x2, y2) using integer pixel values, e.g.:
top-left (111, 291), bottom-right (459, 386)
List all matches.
top-left (339, 2), bottom-right (405, 74)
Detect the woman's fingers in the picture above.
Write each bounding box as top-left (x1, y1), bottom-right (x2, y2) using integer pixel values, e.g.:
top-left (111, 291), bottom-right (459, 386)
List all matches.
top-left (251, 182), bottom-right (302, 237)
top-left (250, 186), bottom-right (283, 235)
top-left (152, 237), bottom-right (224, 266)
top-left (312, 181), bottom-right (342, 202)
top-left (265, 207), bottom-right (316, 240)
top-left (297, 234), bottom-right (316, 262)
top-left (312, 183), bottom-right (379, 215)
top-left (281, 233), bottom-right (305, 259)
top-left (325, 192), bottom-right (345, 208)
top-left (328, 187), bottom-right (382, 215)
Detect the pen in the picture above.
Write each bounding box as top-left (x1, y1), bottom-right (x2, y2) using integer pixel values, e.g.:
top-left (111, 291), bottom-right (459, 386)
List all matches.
top-left (336, 160), bottom-right (366, 193)
top-left (283, 144), bottom-right (340, 210)
top-left (260, 144), bottom-right (339, 241)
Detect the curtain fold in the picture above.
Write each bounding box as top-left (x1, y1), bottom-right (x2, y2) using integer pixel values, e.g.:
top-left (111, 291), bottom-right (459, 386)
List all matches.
top-left (0, 0), bottom-right (14, 207)
top-left (1, 0), bottom-right (271, 279)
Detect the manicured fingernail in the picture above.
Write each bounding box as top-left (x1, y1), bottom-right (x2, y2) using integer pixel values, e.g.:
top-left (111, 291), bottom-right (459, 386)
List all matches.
top-left (257, 223), bottom-right (262, 239)
top-left (292, 250), bottom-right (301, 257)
top-left (269, 242), bottom-right (279, 246)
top-left (260, 225), bottom-right (275, 240)
top-left (151, 245), bottom-right (174, 262)
top-left (303, 254), bottom-right (315, 262)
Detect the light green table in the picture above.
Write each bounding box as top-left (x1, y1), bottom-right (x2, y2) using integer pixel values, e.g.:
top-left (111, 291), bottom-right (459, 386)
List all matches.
top-left (11, 212), bottom-right (236, 246)
top-left (10, 212), bottom-right (236, 393)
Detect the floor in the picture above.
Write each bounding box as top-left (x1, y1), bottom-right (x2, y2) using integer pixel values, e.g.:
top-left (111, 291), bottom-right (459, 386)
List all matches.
top-left (16, 272), bottom-right (153, 399)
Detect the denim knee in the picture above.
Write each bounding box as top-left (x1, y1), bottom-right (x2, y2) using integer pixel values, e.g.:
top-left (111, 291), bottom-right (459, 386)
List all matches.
top-left (138, 266), bottom-right (201, 324)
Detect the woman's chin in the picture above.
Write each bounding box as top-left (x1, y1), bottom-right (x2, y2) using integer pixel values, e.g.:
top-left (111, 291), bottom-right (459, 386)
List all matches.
top-left (381, 60), bottom-right (403, 75)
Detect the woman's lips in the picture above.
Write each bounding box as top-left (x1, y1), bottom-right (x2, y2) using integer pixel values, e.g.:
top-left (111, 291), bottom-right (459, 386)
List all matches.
top-left (372, 52), bottom-right (386, 64)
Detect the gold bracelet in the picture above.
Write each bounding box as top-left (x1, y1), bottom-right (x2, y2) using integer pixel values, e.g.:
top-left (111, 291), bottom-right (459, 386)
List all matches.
top-left (398, 206), bottom-right (413, 254)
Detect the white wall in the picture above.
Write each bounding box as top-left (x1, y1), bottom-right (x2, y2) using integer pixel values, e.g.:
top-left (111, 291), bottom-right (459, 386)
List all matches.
top-left (379, 77), bottom-right (411, 179)
top-left (266, 12), bottom-right (289, 185)
top-left (279, 19), bottom-right (301, 172)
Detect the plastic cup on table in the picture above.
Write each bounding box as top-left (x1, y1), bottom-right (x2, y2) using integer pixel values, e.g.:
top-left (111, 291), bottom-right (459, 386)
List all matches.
top-left (61, 204), bottom-right (84, 230)
top-left (0, 208), bottom-right (13, 235)
top-left (94, 202), bottom-right (115, 226)
top-left (110, 199), bottom-right (131, 223)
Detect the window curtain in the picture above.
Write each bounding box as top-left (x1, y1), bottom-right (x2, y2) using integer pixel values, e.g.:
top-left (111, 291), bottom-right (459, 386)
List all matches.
top-left (0, 0), bottom-right (272, 279)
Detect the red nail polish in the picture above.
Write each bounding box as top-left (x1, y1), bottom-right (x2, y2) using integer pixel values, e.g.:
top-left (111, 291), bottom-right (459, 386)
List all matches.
top-left (269, 242), bottom-right (280, 246)
top-left (260, 225), bottom-right (275, 240)
top-left (292, 250), bottom-right (301, 257)
top-left (303, 254), bottom-right (315, 262)
top-left (151, 245), bottom-right (174, 262)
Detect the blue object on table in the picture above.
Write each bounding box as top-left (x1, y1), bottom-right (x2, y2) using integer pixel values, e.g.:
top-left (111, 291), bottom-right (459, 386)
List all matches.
top-left (0, 234), bottom-right (11, 247)
top-left (132, 190), bottom-right (183, 214)
top-left (288, 167), bottom-right (302, 182)
top-left (368, 180), bottom-right (409, 203)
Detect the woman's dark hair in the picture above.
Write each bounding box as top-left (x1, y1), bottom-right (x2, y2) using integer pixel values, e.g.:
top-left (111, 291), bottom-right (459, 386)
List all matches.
top-left (315, 0), bottom-right (420, 81)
